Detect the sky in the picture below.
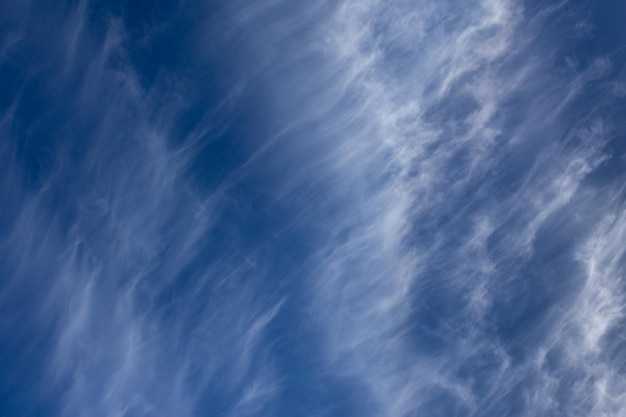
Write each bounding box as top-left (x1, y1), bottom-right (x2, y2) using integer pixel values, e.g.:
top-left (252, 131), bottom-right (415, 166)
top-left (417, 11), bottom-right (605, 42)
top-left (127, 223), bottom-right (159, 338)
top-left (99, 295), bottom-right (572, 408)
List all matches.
top-left (1, 0), bottom-right (626, 416)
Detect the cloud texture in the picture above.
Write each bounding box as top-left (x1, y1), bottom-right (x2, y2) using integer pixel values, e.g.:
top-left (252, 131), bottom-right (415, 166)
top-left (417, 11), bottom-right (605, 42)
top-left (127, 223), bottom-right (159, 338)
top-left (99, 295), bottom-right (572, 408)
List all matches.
top-left (1, 0), bottom-right (626, 416)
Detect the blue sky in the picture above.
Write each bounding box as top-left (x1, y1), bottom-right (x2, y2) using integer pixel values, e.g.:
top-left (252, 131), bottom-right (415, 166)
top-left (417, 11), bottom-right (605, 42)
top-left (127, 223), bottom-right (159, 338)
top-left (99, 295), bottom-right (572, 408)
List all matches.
top-left (2, 0), bottom-right (626, 416)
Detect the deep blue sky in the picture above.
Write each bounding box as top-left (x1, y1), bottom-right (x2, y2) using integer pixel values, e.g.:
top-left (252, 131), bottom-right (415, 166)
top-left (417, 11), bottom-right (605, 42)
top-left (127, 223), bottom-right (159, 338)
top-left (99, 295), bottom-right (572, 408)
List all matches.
top-left (2, 0), bottom-right (626, 416)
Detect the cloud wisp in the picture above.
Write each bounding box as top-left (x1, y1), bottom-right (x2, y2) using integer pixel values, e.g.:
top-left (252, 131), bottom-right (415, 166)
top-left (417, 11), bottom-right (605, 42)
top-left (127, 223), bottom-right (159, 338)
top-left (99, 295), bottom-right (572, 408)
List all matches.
top-left (233, 0), bottom-right (626, 415)
top-left (0, 3), bottom-right (285, 416)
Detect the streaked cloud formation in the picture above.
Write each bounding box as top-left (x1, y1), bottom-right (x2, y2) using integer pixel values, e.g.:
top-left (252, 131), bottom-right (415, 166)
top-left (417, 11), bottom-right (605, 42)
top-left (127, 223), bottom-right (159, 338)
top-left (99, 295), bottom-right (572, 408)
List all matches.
top-left (1, 0), bottom-right (626, 416)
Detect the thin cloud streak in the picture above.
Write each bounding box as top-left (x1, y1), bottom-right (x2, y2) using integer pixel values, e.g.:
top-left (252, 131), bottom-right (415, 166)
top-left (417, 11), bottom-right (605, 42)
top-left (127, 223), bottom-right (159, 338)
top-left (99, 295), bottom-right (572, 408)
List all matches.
top-left (0, 3), bottom-right (284, 416)
top-left (238, 0), bottom-right (626, 415)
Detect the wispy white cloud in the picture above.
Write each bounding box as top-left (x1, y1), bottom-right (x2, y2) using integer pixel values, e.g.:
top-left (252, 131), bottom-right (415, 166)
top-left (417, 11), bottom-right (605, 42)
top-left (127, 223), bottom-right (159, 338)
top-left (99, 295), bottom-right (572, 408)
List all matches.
top-left (239, 0), bottom-right (625, 415)
top-left (0, 3), bottom-right (284, 416)
top-left (2, 0), bottom-right (626, 416)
